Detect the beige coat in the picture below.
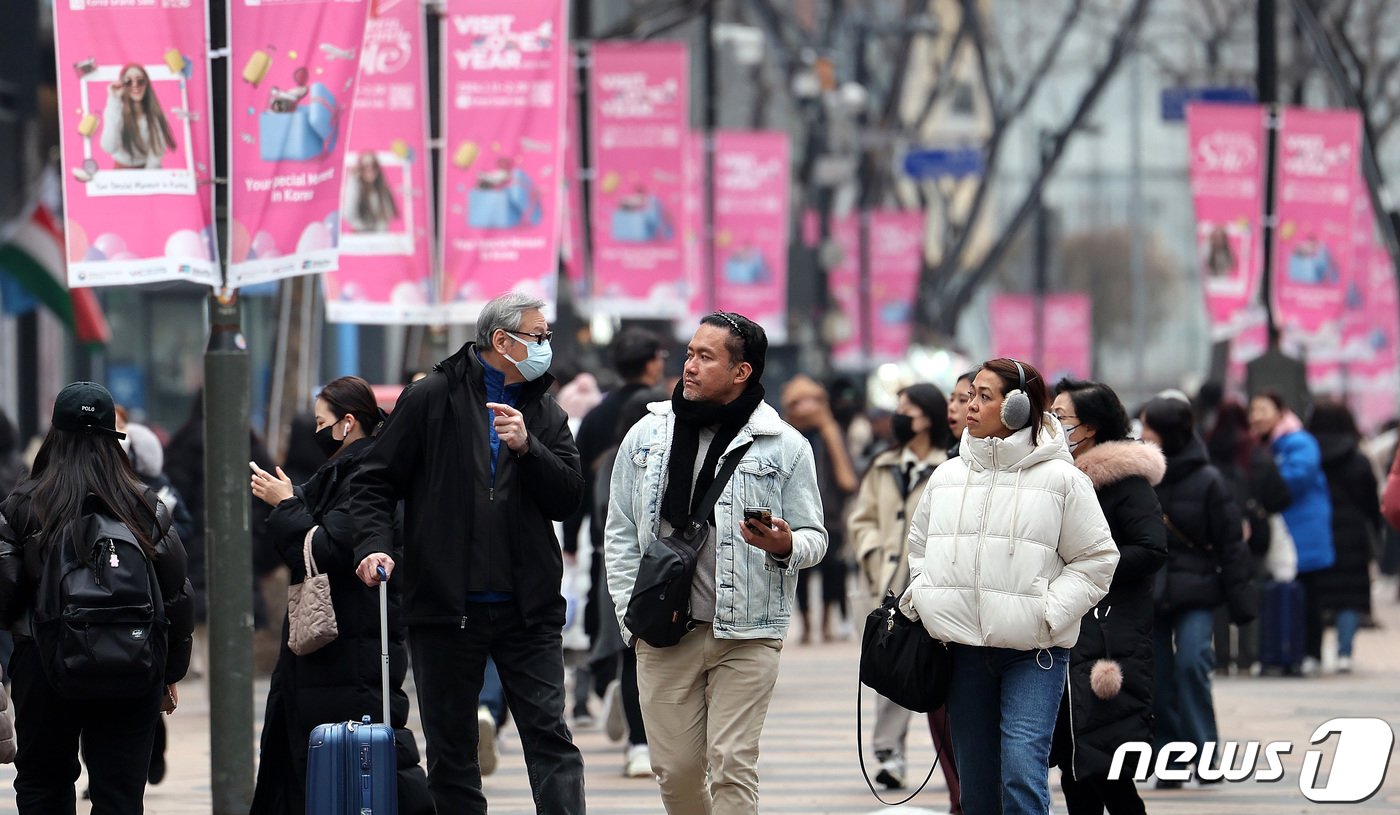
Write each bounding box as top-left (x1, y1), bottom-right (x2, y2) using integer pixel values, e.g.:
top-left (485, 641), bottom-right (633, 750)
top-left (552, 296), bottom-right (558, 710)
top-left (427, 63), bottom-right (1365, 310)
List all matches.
top-left (849, 445), bottom-right (947, 606)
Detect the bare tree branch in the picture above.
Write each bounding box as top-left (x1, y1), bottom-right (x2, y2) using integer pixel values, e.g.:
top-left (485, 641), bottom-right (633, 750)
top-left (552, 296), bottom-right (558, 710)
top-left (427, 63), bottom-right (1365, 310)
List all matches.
top-left (907, 10), bottom-right (971, 133)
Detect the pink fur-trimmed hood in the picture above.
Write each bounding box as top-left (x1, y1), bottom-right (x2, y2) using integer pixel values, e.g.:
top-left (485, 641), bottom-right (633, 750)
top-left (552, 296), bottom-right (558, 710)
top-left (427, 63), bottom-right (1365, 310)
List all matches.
top-left (1074, 440), bottom-right (1166, 489)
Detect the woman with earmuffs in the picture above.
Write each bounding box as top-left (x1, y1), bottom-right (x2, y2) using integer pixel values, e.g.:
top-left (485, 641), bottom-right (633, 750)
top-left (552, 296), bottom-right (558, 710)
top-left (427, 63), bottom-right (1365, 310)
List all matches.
top-left (248, 376), bottom-right (432, 815)
top-left (899, 359), bottom-right (1118, 815)
top-left (1048, 379), bottom-right (1167, 814)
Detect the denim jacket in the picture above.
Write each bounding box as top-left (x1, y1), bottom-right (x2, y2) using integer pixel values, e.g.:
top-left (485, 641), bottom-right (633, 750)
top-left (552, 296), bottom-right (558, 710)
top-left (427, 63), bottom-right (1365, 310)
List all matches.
top-left (604, 399), bottom-right (827, 642)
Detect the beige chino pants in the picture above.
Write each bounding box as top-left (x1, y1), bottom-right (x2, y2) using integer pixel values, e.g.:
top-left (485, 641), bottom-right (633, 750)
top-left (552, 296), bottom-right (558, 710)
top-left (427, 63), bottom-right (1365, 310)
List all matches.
top-left (636, 624), bottom-right (783, 815)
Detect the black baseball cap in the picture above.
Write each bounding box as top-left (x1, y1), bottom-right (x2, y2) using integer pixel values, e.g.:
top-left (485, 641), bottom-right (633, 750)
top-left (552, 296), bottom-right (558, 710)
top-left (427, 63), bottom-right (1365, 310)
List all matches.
top-left (51, 381), bottom-right (126, 440)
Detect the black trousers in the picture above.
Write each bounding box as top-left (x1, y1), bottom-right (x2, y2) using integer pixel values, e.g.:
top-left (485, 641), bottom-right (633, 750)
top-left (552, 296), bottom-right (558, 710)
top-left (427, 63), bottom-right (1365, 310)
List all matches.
top-left (411, 602), bottom-right (585, 814)
top-left (1061, 774), bottom-right (1147, 815)
top-left (10, 641), bottom-right (159, 814)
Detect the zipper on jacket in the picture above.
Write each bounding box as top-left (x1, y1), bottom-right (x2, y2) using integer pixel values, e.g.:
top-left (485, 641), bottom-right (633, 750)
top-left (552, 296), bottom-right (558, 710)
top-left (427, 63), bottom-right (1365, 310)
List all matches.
top-left (460, 616), bottom-right (467, 629)
top-left (973, 445), bottom-right (998, 639)
top-left (489, 486), bottom-right (494, 502)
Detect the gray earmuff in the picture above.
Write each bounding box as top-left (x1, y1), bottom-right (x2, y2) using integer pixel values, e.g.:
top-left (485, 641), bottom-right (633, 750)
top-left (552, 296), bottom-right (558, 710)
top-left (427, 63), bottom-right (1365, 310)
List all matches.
top-left (1000, 360), bottom-right (1033, 430)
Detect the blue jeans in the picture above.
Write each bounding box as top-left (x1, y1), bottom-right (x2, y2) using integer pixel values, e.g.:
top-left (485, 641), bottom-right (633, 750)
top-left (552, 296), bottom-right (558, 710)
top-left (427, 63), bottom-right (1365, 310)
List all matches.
top-left (479, 657), bottom-right (507, 726)
top-left (1335, 609), bottom-right (1361, 658)
top-left (1153, 609), bottom-right (1218, 765)
top-left (946, 644), bottom-right (1069, 815)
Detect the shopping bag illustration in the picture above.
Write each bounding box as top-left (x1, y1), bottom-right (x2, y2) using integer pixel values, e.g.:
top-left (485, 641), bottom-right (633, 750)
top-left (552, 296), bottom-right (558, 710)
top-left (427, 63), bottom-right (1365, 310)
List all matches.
top-left (259, 83), bottom-right (341, 162)
top-left (468, 170), bottom-right (542, 230)
top-left (724, 251), bottom-right (768, 285)
top-left (611, 196), bottom-right (672, 243)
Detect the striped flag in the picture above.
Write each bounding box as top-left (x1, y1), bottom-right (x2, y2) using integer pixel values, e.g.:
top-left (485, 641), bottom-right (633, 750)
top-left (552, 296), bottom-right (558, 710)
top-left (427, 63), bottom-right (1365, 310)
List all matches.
top-left (0, 204), bottom-right (109, 346)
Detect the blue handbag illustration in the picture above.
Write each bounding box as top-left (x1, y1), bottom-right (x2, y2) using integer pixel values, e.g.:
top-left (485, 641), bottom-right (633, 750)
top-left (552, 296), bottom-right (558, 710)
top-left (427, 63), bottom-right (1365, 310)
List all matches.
top-left (724, 251), bottom-right (768, 285)
top-left (258, 83), bottom-right (340, 163)
top-left (1286, 242), bottom-right (1337, 285)
top-left (611, 196), bottom-right (672, 243)
top-left (468, 170), bottom-right (543, 230)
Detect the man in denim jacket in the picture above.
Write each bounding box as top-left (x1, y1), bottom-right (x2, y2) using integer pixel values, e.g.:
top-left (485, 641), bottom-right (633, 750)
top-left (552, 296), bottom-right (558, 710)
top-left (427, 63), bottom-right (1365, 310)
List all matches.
top-left (604, 312), bottom-right (827, 815)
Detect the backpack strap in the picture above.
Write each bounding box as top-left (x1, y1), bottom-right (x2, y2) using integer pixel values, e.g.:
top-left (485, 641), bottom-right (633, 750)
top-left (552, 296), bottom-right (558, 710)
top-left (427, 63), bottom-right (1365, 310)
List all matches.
top-left (677, 441), bottom-right (754, 543)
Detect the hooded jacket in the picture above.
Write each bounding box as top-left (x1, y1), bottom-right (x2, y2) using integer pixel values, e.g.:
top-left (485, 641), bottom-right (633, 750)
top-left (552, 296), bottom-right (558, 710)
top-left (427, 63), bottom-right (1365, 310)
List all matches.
top-left (1051, 440), bottom-right (1167, 780)
top-left (1270, 424), bottom-right (1335, 574)
top-left (1311, 432), bottom-right (1379, 613)
top-left (347, 343), bottom-right (584, 628)
top-left (849, 443), bottom-right (947, 602)
top-left (899, 415), bottom-right (1118, 650)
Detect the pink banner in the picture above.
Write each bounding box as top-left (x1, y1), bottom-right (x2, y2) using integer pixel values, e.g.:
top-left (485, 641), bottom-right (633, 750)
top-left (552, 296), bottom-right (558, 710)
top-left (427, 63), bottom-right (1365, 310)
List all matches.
top-left (990, 293), bottom-right (1093, 381)
top-left (828, 214), bottom-right (863, 371)
top-left (868, 211), bottom-right (923, 362)
top-left (441, 0), bottom-right (568, 321)
top-left (590, 42), bottom-right (689, 318)
top-left (54, 0), bottom-right (218, 287)
top-left (1272, 107), bottom-right (1363, 337)
top-left (713, 131), bottom-right (790, 343)
top-left (227, 0), bottom-right (369, 287)
top-left (1186, 103), bottom-right (1266, 337)
top-left (322, 0), bottom-right (436, 324)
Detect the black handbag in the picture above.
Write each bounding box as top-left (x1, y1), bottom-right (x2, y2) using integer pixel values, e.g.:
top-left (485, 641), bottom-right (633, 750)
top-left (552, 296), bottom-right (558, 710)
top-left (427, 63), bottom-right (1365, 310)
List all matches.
top-left (625, 442), bottom-right (752, 648)
top-left (859, 591), bottom-right (951, 713)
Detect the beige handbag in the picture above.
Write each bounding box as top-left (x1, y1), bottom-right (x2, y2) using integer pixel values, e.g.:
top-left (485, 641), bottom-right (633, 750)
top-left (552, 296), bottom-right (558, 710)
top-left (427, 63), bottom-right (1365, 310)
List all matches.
top-left (287, 526), bottom-right (338, 656)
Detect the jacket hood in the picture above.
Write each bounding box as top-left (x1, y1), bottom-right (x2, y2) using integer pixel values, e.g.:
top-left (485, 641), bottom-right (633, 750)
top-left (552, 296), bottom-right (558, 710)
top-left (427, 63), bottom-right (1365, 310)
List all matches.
top-left (1314, 431), bottom-right (1359, 466)
top-left (437, 342), bottom-right (556, 402)
top-left (1161, 435), bottom-right (1209, 484)
top-left (1074, 440), bottom-right (1166, 489)
top-left (124, 422), bottom-right (164, 479)
top-left (960, 412), bottom-right (1073, 473)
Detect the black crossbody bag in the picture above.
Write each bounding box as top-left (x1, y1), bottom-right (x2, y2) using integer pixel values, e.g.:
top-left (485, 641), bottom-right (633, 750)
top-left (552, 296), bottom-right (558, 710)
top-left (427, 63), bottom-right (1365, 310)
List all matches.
top-left (625, 442), bottom-right (753, 648)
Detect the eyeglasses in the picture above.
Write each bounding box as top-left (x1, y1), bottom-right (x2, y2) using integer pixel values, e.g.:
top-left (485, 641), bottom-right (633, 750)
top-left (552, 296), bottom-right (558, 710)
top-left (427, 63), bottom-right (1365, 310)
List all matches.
top-left (510, 330), bottom-right (553, 345)
top-left (1053, 412), bottom-right (1079, 423)
top-left (122, 76), bottom-right (148, 89)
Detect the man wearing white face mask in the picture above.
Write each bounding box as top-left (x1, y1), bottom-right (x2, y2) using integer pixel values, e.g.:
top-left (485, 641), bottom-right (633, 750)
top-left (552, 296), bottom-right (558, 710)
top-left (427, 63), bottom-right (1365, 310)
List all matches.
top-left (348, 292), bottom-right (587, 814)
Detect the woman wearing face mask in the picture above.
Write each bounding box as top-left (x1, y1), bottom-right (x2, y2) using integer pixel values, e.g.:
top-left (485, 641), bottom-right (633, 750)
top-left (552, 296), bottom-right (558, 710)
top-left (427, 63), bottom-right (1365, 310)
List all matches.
top-left (900, 359), bottom-right (1118, 814)
top-left (850, 384), bottom-right (961, 806)
top-left (1047, 380), bottom-right (1167, 813)
top-left (100, 64), bottom-right (177, 169)
top-left (249, 376), bottom-right (433, 815)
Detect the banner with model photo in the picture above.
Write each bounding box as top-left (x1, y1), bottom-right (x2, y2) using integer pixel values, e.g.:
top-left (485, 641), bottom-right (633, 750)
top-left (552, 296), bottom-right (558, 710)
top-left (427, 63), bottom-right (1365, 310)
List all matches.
top-left (53, 0), bottom-right (219, 287)
top-left (1186, 103), bottom-right (1266, 338)
top-left (322, 0), bottom-right (437, 324)
top-left (227, 0), bottom-right (370, 287)
top-left (440, 0), bottom-right (569, 321)
top-left (589, 41), bottom-right (690, 317)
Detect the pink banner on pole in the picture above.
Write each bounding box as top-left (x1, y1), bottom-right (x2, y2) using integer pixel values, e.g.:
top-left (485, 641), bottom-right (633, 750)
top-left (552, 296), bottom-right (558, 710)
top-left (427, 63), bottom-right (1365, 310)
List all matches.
top-left (590, 42), bottom-right (690, 318)
top-left (829, 214), bottom-right (864, 371)
top-left (54, 0), bottom-right (218, 287)
top-left (1185, 103), bottom-right (1266, 337)
top-left (713, 131), bottom-right (790, 343)
top-left (440, 0), bottom-right (569, 321)
top-left (227, 0), bottom-right (369, 287)
top-left (990, 293), bottom-right (1092, 380)
top-left (322, 0), bottom-right (436, 324)
top-left (1272, 107), bottom-right (1363, 337)
top-left (868, 211), bottom-right (923, 363)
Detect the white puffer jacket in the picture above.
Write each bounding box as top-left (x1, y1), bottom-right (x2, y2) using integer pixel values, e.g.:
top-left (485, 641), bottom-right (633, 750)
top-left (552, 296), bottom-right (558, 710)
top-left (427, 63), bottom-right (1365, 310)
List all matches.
top-left (899, 415), bottom-right (1118, 650)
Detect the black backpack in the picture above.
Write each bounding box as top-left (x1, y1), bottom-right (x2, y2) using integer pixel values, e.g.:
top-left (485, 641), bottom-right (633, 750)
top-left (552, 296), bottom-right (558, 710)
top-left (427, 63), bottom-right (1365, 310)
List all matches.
top-left (32, 511), bottom-right (167, 699)
top-left (625, 442), bottom-right (751, 648)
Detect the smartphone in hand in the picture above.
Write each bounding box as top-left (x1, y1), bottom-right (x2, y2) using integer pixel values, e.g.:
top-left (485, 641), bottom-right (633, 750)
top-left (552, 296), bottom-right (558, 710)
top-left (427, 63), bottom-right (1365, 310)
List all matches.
top-left (743, 507), bottom-right (773, 533)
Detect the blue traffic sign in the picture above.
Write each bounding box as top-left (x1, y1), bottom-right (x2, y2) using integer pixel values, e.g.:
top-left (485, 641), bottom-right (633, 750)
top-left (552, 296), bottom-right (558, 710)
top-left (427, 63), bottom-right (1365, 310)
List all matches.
top-left (902, 147), bottom-right (984, 180)
top-left (1160, 86), bottom-right (1257, 122)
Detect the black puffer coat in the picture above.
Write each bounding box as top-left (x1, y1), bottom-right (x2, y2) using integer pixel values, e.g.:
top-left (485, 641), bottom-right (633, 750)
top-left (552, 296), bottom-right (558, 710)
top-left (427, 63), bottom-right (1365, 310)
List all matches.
top-left (250, 438), bottom-right (432, 815)
top-left (1052, 441), bottom-right (1167, 780)
top-left (1311, 433), bottom-right (1379, 614)
top-left (1154, 437), bottom-right (1256, 623)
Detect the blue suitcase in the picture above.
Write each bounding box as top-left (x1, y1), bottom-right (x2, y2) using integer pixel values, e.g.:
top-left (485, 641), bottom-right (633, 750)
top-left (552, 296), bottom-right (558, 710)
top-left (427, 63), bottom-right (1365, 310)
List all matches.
top-left (306, 572), bottom-right (397, 814)
top-left (1258, 580), bottom-right (1306, 670)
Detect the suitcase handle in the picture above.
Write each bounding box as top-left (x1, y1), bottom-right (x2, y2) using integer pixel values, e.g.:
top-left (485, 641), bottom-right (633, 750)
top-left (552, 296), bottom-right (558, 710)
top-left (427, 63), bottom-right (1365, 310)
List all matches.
top-left (378, 566), bottom-right (390, 727)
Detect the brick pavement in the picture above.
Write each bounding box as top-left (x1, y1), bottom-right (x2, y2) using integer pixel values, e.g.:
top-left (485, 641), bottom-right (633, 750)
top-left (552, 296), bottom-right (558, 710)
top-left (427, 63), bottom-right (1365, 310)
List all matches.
top-left (0, 589), bottom-right (1397, 813)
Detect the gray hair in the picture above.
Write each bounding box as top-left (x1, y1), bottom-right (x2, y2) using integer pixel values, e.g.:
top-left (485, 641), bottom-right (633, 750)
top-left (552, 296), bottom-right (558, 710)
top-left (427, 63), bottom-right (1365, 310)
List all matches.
top-left (476, 292), bottom-right (547, 347)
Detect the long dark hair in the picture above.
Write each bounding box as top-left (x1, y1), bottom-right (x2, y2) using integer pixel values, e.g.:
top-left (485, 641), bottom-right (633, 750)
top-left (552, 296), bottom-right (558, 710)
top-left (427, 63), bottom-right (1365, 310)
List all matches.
top-left (1141, 397), bottom-right (1196, 456)
top-left (899, 383), bottom-right (953, 450)
top-left (28, 427), bottom-right (156, 555)
top-left (318, 376), bottom-right (386, 440)
top-left (118, 64), bottom-right (177, 160)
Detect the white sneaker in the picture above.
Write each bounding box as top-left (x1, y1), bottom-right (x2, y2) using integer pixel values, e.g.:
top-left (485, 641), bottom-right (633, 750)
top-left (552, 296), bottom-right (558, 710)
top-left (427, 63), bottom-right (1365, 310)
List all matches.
top-left (624, 744), bottom-right (653, 778)
top-left (1301, 656), bottom-right (1322, 677)
top-left (602, 678), bottom-right (626, 742)
top-left (1338, 655), bottom-right (1354, 673)
top-left (874, 752), bottom-right (907, 790)
top-left (478, 706), bottom-right (498, 776)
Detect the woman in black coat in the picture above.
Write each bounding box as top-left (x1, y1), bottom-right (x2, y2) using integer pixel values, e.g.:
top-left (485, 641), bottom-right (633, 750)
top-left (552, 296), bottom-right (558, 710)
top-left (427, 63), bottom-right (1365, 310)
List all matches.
top-left (1049, 380), bottom-right (1167, 814)
top-left (1307, 402), bottom-right (1380, 673)
top-left (249, 377), bottom-right (432, 815)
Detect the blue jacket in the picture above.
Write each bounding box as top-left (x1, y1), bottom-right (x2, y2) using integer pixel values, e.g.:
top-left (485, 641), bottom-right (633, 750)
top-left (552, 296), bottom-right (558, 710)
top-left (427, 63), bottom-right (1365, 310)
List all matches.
top-left (604, 399), bottom-right (828, 642)
top-left (1273, 429), bottom-right (1335, 573)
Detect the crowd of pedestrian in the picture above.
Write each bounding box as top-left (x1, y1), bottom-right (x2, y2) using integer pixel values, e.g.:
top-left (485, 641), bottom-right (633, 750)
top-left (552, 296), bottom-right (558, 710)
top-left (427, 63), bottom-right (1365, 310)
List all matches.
top-left (0, 299), bottom-right (1397, 814)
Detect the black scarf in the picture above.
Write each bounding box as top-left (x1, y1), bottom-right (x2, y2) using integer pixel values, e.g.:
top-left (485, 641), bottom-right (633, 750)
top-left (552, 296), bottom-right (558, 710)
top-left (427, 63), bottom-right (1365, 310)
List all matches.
top-left (663, 379), bottom-right (767, 529)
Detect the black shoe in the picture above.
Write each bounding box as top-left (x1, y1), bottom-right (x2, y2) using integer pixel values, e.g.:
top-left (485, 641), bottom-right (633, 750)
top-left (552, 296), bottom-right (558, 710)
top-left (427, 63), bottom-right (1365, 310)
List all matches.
top-left (149, 754), bottom-right (167, 785)
top-left (1154, 778), bottom-right (1184, 790)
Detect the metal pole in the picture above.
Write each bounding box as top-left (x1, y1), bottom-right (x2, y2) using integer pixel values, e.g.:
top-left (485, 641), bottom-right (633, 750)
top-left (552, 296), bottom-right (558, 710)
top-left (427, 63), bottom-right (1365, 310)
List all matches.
top-left (1129, 54), bottom-right (1147, 395)
top-left (1258, 0), bottom-right (1281, 348)
top-left (856, 22), bottom-right (873, 363)
top-left (1033, 130), bottom-right (1052, 373)
top-left (206, 1), bottom-right (255, 810)
top-left (704, 0), bottom-right (718, 313)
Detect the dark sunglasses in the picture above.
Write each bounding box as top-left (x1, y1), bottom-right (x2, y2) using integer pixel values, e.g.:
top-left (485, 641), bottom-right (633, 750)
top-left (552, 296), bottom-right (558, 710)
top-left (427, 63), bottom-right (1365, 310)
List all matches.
top-left (123, 76), bottom-right (148, 88)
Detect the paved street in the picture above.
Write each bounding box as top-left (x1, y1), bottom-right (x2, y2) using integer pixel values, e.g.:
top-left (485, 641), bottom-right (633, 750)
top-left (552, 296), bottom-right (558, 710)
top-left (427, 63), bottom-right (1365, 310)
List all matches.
top-left (1, 588), bottom-right (1398, 814)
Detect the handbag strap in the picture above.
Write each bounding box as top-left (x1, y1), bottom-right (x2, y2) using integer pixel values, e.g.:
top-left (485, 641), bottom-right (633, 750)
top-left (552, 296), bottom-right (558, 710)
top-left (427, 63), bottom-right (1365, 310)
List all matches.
top-left (856, 677), bottom-right (940, 805)
top-left (302, 526), bottom-right (321, 579)
top-left (678, 441), bottom-right (754, 544)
